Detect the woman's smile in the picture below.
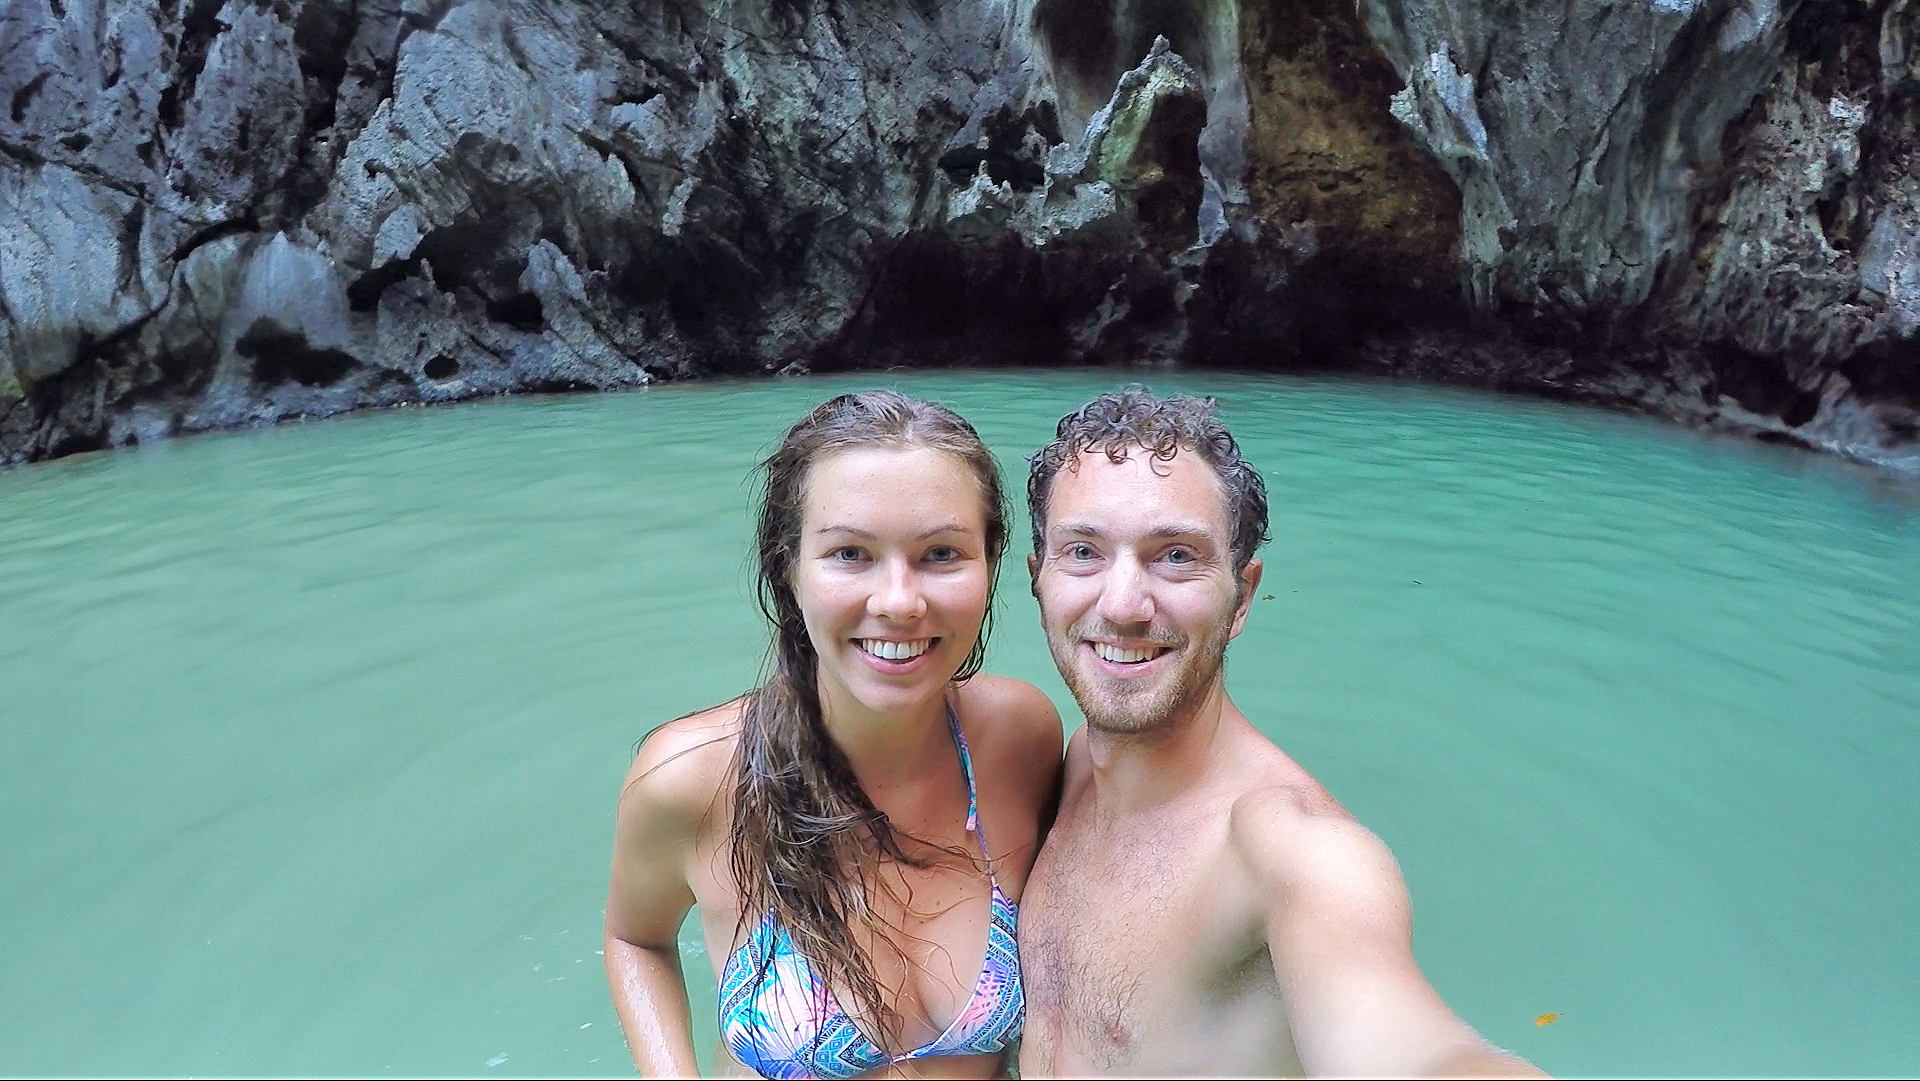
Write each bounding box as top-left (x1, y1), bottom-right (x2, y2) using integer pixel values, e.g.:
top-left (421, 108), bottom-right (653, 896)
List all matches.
top-left (855, 637), bottom-right (937, 664)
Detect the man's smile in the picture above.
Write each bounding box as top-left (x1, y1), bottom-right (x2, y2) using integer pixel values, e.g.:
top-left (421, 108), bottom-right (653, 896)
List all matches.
top-left (1090, 641), bottom-right (1171, 665)
top-left (1083, 637), bottom-right (1179, 677)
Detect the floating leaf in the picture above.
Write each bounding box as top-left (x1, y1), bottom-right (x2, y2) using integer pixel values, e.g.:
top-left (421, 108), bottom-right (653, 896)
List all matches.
top-left (1534, 1013), bottom-right (1559, 1027)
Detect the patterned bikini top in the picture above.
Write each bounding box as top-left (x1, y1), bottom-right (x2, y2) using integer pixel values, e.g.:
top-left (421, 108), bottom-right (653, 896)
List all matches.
top-left (718, 709), bottom-right (1025, 1079)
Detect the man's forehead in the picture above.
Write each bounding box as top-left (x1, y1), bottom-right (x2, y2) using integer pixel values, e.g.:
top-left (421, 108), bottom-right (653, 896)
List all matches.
top-left (1050, 445), bottom-right (1228, 524)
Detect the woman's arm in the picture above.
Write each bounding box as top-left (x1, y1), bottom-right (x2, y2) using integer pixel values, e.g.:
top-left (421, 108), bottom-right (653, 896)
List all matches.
top-left (603, 718), bottom-right (730, 1078)
top-left (604, 928), bottom-right (695, 1077)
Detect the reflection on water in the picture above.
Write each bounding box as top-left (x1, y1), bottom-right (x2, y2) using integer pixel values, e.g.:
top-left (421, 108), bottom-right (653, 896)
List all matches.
top-left (0, 371), bottom-right (1914, 1076)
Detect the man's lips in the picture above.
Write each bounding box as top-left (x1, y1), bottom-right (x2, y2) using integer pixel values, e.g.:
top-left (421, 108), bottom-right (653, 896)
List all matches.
top-left (1090, 641), bottom-right (1171, 664)
top-left (1082, 639), bottom-right (1176, 676)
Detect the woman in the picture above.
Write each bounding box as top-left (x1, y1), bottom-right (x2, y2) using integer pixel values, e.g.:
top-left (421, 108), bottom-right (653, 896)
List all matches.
top-left (605, 391), bottom-right (1063, 1079)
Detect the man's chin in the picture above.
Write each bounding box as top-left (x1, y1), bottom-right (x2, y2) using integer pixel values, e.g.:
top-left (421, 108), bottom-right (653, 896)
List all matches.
top-left (1082, 711), bottom-right (1175, 737)
top-left (1051, 639), bottom-right (1205, 734)
top-left (1070, 682), bottom-right (1179, 736)
top-left (1069, 656), bottom-right (1228, 739)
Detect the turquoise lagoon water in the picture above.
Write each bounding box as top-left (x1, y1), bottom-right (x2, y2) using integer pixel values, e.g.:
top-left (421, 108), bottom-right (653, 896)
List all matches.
top-left (0, 371), bottom-right (1914, 1077)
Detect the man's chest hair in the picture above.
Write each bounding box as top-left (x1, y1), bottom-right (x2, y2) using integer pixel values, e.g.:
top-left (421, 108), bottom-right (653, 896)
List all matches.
top-left (1026, 815), bottom-right (1254, 995)
top-left (1025, 853), bottom-right (1276, 1063)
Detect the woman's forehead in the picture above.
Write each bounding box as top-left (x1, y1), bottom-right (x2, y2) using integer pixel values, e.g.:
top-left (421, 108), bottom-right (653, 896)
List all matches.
top-left (802, 445), bottom-right (987, 529)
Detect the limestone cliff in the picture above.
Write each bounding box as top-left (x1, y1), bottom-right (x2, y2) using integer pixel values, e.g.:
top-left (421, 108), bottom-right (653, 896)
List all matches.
top-left (0, 0), bottom-right (1913, 469)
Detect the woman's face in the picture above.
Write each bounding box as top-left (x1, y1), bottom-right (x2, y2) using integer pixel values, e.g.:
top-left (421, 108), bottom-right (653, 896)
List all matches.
top-left (794, 445), bottom-right (993, 721)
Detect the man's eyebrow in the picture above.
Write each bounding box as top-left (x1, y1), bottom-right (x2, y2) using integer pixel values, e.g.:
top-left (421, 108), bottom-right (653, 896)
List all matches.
top-left (1050, 522), bottom-right (1216, 539)
top-left (1146, 522), bottom-right (1216, 540)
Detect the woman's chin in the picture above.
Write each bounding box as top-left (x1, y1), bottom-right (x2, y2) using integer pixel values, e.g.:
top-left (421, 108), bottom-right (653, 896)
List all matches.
top-left (848, 676), bottom-right (953, 715)
top-left (832, 660), bottom-right (960, 714)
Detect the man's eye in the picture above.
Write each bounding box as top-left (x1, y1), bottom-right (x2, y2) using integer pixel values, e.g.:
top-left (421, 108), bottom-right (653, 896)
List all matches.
top-left (1068, 543), bottom-right (1096, 560)
top-left (1165, 548), bottom-right (1194, 565)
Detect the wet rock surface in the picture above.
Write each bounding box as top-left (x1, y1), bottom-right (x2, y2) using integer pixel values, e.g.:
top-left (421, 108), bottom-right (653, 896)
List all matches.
top-left (0, 0), bottom-right (1914, 470)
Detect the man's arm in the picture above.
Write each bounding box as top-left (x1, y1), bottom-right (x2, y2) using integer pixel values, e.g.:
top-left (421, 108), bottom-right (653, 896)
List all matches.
top-left (1232, 789), bottom-right (1547, 1079)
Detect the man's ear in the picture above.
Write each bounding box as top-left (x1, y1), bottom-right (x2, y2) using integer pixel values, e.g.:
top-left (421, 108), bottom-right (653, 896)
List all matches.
top-left (1026, 552), bottom-right (1040, 597)
top-left (1228, 557), bottom-right (1264, 639)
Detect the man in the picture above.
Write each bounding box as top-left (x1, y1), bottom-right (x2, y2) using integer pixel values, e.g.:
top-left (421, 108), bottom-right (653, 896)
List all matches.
top-left (1018, 389), bottom-right (1544, 1078)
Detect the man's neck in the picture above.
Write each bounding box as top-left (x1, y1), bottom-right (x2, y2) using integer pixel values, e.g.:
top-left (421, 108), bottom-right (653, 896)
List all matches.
top-left (1082, 679), bottom-right (1235, 816)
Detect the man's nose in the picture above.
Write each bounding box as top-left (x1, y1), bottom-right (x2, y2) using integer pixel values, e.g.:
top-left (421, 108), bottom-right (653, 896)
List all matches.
top-left (1095, 554), bottom-right (1154, 627)
top-left (868, 556), bottom-right (928, 621)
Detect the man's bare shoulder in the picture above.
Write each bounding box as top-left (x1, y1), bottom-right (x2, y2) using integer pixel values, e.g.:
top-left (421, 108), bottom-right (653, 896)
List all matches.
top-left (618, 700), bottom-right (742, 835)
top-left (1217, 707), bottom-right (1400, 907)
top-left (1227, 779), bottom-right (1409, 919)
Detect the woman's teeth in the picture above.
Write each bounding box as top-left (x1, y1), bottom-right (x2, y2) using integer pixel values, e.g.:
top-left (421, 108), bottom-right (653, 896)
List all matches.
top-left (1094, 643), bottom-right (1161, 664)
top-left (858, 638), bottom-right (932, 661)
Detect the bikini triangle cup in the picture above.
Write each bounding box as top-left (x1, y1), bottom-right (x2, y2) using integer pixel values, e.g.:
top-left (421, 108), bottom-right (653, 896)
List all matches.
top-left (718, 705), bottom-right (1025, 1079)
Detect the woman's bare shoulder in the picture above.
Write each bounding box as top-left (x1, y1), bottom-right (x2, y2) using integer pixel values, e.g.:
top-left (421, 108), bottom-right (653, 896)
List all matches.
top-left (957, 674), bottom-right (1064, 764)
top-left (619, 699), bottom-right (744, 830)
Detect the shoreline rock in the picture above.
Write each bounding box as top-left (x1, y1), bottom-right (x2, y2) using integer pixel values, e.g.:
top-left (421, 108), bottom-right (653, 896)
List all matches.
top-left (0, 0), bottom-right (1913, 473)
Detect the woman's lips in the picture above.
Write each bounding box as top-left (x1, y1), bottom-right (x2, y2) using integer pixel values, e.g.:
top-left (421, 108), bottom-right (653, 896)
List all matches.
top-left (852, 637), bottom-right (939, 674)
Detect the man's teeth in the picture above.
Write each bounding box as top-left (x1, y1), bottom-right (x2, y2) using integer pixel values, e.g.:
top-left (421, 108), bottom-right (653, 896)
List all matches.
top-left (859, 639), bottom-right (932, 661)
top-left (1094, 643), bottom-right (1160, 664)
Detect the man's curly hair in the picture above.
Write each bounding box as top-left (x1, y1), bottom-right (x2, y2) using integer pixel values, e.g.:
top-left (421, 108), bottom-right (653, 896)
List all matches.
top-left (1027, 387), bottom-right (1270, 571)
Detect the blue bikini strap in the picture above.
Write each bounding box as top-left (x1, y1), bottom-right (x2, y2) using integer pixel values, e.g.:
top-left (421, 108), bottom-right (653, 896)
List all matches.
top-left (945, 700), bottom-right (990, 858)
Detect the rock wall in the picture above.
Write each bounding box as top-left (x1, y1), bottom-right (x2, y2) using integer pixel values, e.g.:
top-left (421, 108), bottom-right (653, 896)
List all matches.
top-left (0, 0), bottom-right (1914, 470)
top-left (1366, 0), bottom-right (1919, 463)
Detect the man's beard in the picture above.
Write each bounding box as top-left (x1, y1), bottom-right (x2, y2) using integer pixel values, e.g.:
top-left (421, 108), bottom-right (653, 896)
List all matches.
top-left (1047, 614), bottom-right (1232, 737)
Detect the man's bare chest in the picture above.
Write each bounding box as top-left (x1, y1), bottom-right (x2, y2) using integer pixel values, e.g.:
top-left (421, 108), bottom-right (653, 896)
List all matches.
top-left (1028, 825), bottom-right (1198, 945)
top-left (1021, 811), bottom-right (1264, 1052)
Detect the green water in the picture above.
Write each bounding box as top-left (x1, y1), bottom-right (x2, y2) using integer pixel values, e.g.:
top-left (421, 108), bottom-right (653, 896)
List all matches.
top-left (0, 371), bottom-right (1914, 1078)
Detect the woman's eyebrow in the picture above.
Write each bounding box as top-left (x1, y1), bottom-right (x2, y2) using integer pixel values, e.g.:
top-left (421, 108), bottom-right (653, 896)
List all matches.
top-left (811, 521), bottom-right (973, 538)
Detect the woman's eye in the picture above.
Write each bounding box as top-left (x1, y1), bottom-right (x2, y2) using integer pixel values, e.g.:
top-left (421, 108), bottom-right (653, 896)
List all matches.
top-left (831, 546), bottom-right (865, 562)
top-left (926, 545), bottom-right (960, 563)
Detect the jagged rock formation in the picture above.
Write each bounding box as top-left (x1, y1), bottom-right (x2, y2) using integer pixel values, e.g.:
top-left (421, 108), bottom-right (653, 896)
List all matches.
top-left (0, 0), bottom-right (1914, 470)
top-left (1368, 0), bottom-right (1919, 463)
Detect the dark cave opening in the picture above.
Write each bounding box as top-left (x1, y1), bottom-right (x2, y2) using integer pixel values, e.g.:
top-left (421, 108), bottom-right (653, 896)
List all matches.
top-left (236, 319), bottom-right (360, 388)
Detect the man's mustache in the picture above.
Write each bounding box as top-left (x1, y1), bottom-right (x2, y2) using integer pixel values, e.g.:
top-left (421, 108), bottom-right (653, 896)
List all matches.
top-left (1063, 619), bottom-right (1187, 651)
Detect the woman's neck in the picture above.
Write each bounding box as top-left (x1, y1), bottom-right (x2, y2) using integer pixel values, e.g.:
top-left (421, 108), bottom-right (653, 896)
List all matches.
top-left (816, 677), bottom-right (953, 792)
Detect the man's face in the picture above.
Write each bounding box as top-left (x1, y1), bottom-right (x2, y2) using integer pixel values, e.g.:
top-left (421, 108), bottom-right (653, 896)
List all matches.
top-left (1030, 447), bottom-right (1261, 737)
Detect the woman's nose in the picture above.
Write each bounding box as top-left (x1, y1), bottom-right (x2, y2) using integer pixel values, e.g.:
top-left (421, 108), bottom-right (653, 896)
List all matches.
top-left (868, 557), bottom-right (927, 621)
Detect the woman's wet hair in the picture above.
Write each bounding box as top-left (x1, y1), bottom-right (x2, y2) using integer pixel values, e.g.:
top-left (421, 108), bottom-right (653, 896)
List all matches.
top-left (1027, 386), bottom-right (1269, 572)
top-left (730, 389), bottom-right (1008, 1060)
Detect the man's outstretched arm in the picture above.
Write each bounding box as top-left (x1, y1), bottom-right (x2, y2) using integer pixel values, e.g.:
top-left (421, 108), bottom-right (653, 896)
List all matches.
top-left (1232, 788), bottom-right (1548, 1079)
